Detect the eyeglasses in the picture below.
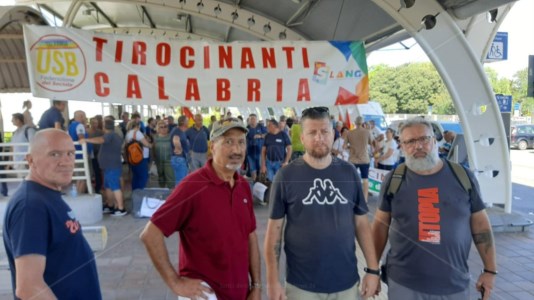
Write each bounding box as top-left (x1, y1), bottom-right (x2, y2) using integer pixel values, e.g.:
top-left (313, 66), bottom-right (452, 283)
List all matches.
top-left (401, 136), bottom-right (434, 147)
top-left (159, 126), bottom-right (168, 129)
top-left (302, 106), bottom-right (329, 118)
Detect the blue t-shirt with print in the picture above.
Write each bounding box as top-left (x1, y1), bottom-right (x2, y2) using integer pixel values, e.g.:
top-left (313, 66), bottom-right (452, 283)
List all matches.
top-left (378, 161), bottom-right (486, 295)
top-left (263, 131), bottom-right (291, 162)
top-left (246, 124), bottom-right (267, 158)
top-left (2, 181), bottom-right (102, 300)
top-left (269, 157), bottom-right (368, 293)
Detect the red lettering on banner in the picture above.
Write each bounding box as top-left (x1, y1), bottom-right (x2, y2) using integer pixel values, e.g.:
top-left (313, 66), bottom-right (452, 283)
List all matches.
top-left (185, 78), bottom-right (200, 101)
top-left (126, 75), bottom-right (142, 98)
top-left (216, 79), bottom-right (231, 101)
top-left (115, 40), bottom-right (123, 63)
top-left (94, 72), bottom-right (110, 96)
top-left (132, 42), bottom-right (146, 65)
top-left (247, 79), bottom-right (261, 102)
top-left (297, 79), bottom-right (310, 101)
top-left (276, 79), bottom-right (283, 102)
top-left (262, 48), bottom-right (276, 68)
top-left (219, 46), bottom-right (232, 68)
top-left (156, 43), bottom-right (171, 66)
top-left (93, 37), bottom-right (107, 62)
top-left (418, 188), bottom-right (440, 244)
top-left (203, 46), bottom-right (210, 69)
top-left (158, 76), bottom-right (169, 100)
top-left (180, 46), bottom-right (194, 68)
top-left (302, 47), bottom-right (310, 68)
top-left (282, 47), bottom-right (295, 68)
top-left (241, 47), bottom-right (255, 69)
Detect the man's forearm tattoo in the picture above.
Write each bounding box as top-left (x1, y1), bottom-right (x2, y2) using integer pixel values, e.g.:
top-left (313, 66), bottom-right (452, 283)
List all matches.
top-left (473, 231), bottom-right (494, 254)
top-left (274, 239), bottom-right (281, 263)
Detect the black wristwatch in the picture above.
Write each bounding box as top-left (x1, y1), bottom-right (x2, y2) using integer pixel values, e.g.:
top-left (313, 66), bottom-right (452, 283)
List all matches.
top-left (483, 269), bottom-right (498, 275)
top-left (364, 267), bottom-right (381, 276)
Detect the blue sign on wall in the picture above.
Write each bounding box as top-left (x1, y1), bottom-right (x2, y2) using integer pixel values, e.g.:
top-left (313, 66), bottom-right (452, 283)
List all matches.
top-left (486, 32), bottom-right (508, 61)
top-left (496, 94), bottom-right (512, 112)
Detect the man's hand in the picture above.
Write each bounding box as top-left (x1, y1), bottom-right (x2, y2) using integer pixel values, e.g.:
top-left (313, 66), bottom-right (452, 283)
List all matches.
top-left (247, 287), bottom-right (261, 300)
top-left (476, 272), bottom-right (495, 300)
top-left (360, 273), bottom-right (380, 299)
top-left (281, 162), bottom-right (288, 167)
top-left (266, 281), bottom-right (285, 300)
top-left (78, 138), bottom-right (87, 145)
top-left (171, 277), bottom-right (213, 299)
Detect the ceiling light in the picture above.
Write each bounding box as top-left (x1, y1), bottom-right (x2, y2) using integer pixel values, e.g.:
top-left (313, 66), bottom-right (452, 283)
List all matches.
top-left (421, 14), bottom-right (437, 30)
top-left (263, 23), bottom-right (271, 34)
top-left (247, 16), bottom-right (255, 27)
top-left (279, 30), bottom-right (287, 40)
top-left (231, 10), bottom-right (239, 22)
top-left (197, 1), bottom-right (204, 10)
top-left (214, 4), bottom-right (222, 16)
top-left (487, 9), bottom-right (498, 23)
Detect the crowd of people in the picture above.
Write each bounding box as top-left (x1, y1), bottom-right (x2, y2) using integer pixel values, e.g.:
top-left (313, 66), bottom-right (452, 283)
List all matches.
top-left (2, 101), bottom-right (494, 300)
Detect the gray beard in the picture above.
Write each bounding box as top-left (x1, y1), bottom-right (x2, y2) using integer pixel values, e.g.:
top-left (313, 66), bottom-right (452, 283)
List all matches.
top-left (225, 163), bottom-right (242, 172)
top-left (405, 150), bottom-right (440, 172)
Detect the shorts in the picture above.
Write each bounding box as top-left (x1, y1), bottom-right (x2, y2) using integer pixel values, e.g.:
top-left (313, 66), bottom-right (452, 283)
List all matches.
top-left (104, 168), bottom-right (122, 191)
top-left (286, 281), bottom-right (361, 300)
top-left (353, 163), bottom-right (370, 179)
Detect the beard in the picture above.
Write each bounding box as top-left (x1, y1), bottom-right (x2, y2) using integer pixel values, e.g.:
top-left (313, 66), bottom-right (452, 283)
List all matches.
top-left (405, 149), bottom-right (440, 172)
top-left (307, 144), bottom-right (331, 159)
top-left (225, 154), bottom-right (244, 171)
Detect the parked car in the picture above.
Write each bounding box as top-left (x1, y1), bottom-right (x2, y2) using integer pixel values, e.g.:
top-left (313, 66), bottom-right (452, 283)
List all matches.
top-left (511, 124), bottom-right (534, 150)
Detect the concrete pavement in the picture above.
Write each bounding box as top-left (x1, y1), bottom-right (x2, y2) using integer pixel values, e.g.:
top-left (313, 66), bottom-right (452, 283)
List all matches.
top-left (3, 192), bottom-right (534, 299)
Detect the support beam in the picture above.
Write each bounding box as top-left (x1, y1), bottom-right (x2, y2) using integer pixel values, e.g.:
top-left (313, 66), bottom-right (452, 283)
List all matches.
top-left (140, 5), bottom-right (156, 29)
top-left (373, 0), bottom-right (512, 212)
top-left (89, 2), bottom-right (117, 28)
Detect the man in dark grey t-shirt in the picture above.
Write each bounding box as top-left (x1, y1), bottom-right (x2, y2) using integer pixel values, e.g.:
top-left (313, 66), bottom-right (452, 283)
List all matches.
top-left (372, 118), bottom-right (497, 300)
top-left (263, 106), bottom-right (379, 300)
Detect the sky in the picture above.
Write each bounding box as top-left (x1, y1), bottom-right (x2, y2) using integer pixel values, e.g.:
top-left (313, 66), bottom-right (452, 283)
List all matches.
top-left (367, 0), bottom-right (534, 79)
top-left (1, 0), bottom-right (532, 132)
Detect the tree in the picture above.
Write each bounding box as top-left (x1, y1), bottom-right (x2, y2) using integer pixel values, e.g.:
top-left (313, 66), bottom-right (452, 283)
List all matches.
top-left (369, 62), bottom-right (452, 114)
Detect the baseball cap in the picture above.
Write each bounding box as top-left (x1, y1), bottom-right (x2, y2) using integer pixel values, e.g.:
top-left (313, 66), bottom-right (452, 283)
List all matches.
top-left (211, 117), bottom-right (248, 139)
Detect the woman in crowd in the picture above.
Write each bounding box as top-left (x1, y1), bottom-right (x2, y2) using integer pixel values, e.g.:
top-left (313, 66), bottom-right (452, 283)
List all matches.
top-left (22, 100), bottom-right (35, 127)
top-left (375, 128), bottom-right (398, 170)
top-left (88, 116), bottom-right (104, 193)
top-left (332, 126), bottom-right (349, 161)
top-left (152, 120), bottom-right (175, 189)
top-left (125, 120), bottom-right (152, 190)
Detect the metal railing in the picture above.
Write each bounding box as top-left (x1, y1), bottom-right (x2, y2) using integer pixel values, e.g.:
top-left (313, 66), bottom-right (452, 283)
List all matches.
top-left (0, 141), bottom-right (94, 194)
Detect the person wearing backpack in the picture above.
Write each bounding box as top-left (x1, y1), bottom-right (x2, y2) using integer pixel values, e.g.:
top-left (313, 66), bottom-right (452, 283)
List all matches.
top-left (125, 120), bottom-right (152, 190)
top-left (371, 118), bottom-right (496, 300)
top-left (9, 113), bottom-right (36, 178)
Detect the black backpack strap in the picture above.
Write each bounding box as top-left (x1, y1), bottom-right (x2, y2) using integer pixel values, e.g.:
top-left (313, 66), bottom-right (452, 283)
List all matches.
top-left (386, 163), bottom-right (407, 200)
top-left (444, 159), bottom-right (472, 195)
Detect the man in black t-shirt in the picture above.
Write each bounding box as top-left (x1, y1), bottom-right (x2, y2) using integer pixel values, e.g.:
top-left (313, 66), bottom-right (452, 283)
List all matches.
top-left (264, 107), bottom-right (379, 300)
top-left (261, 119), bottom-right (291, 181)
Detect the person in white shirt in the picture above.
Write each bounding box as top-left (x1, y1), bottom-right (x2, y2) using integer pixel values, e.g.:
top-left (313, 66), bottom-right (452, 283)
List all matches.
top-left (10, 113), bottom-right (36, 177)
top-left (375, 128), bottom-right (398, 170)
top-left (332, 126), bottom-right (349, 161)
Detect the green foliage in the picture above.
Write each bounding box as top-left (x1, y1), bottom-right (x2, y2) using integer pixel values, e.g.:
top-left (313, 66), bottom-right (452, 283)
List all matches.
top-left (369, 62), bottom-right (452, 114)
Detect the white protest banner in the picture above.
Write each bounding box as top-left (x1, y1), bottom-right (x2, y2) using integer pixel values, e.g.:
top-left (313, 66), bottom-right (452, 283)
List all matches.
top-left (24, 25), bottom-right (369, 107)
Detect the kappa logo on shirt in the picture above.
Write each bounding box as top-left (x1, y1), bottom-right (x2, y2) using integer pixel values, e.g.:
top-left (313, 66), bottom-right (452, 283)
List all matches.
top-left (302, 178), bottom-right (349, 205)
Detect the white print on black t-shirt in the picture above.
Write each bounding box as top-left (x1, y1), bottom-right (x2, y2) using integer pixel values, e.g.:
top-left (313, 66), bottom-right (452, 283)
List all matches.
top-left (302, 178), bottom-right (349, 205)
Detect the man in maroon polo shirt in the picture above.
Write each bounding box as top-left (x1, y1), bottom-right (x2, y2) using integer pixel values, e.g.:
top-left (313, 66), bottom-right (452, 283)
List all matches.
top-left (140, 117), bottom-right (261, 300)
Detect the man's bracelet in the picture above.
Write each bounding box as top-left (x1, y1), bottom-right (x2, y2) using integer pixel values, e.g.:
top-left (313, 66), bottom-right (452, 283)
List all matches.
top-left (250, 282), bottom-right (262, 289)
top-left (483, 269), bottom-right (498, 275)
top-left (364, 267), bottom-right (381, 276)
